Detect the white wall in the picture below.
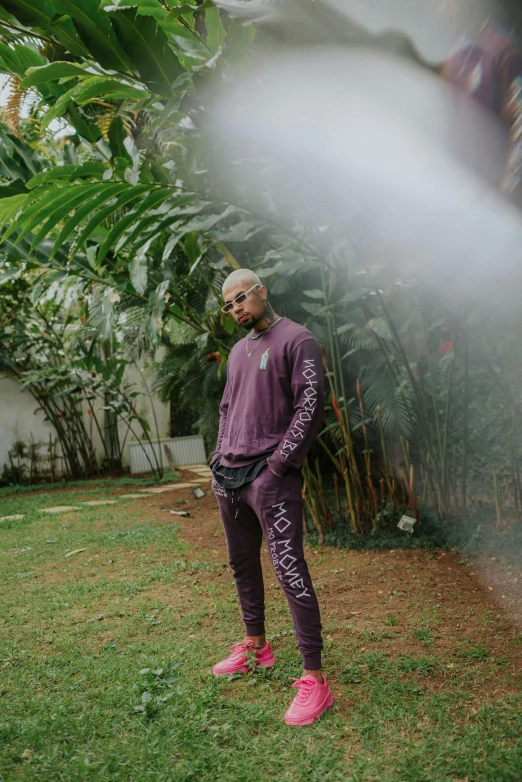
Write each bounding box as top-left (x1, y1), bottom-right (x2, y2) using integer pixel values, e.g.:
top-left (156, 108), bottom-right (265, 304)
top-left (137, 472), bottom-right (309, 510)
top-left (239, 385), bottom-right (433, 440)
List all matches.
top-left (0, 375), bottom-right (57, 471)
top-left (0, 360), bottom-right (170, 476)
top-left (114, 358), bottom-right (171, 460)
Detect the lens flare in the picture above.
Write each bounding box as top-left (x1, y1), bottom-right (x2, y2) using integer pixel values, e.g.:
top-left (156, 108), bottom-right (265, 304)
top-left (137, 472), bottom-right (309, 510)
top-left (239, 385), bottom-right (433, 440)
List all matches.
top-left (208, 49), bottom-right (522, 288)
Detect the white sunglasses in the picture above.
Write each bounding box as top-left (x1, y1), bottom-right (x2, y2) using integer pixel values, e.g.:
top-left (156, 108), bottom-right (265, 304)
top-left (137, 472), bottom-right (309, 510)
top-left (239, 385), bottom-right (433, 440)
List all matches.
top-left (221, 283), bottom-right (261, 314)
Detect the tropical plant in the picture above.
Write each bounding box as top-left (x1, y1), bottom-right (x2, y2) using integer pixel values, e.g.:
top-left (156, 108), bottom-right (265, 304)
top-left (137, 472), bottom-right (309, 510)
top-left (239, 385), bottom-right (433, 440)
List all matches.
top-left (0, 0), bottom-right (521, 532)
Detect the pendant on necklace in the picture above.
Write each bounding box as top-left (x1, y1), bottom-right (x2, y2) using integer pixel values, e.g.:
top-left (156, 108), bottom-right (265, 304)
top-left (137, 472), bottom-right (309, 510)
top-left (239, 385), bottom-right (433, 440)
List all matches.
top-left (259, 347), bottom-right (270, 370)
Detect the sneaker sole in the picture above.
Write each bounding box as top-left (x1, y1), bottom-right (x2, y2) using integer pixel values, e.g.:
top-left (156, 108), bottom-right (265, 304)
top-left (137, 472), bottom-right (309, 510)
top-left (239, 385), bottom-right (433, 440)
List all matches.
top-left (284, 693), bottom-right (334, 726)
top-left (213, 655), bottom-right (276, 677)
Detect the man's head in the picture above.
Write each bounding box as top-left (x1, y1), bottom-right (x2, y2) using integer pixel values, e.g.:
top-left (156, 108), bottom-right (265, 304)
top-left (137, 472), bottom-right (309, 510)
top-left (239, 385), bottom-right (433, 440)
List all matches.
top-left (222, 269), bottom-right (268, 330)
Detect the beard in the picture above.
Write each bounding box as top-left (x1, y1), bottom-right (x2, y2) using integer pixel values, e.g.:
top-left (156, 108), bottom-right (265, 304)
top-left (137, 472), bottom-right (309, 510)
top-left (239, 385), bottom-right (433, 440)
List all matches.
top-left (237, 313), bottom-right (260, 330)
top-left (236, 299), bottom-right (272, 331)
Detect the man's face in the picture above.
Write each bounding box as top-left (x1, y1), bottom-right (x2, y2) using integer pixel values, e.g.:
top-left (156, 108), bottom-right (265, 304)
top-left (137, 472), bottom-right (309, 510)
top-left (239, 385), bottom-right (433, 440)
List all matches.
top-left (222, 279), bottom-right (267, 330)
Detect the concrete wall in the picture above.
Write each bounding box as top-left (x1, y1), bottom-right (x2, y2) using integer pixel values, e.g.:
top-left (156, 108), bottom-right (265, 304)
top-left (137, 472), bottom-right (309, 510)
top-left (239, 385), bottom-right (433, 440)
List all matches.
top-left (0, 361), bottom-right (170, 476)
top-left (112, 358), bottom-right (171, 462)
top-left (0, 375), bottom-right (57, 471)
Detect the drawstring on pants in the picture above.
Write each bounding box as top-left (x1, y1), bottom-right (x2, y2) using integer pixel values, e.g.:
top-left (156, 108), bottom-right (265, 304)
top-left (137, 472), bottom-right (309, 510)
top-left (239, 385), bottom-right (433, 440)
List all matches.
top-left (231, 488), bottom-right (241, 519)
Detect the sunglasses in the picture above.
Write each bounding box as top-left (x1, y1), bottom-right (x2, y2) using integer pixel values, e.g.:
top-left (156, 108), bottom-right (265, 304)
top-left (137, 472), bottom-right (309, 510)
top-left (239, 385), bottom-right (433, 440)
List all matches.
top-left (221, 283), bottom-right (261, 314)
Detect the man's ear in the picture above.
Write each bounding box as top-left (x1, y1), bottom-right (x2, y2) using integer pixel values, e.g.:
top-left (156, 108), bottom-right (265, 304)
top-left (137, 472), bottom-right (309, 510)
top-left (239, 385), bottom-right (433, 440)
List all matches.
top-left (259, 285), bottom-right (268, 300)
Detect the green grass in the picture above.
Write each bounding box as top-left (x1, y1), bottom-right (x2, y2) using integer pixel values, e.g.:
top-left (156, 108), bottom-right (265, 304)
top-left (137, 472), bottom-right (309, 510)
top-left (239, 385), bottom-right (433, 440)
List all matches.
top-left (0, 470), bottom-right (181, 498)
top-left (1, 488), bottom-right (521, 781)
top-left (412, 628), bottom-right (436, 646)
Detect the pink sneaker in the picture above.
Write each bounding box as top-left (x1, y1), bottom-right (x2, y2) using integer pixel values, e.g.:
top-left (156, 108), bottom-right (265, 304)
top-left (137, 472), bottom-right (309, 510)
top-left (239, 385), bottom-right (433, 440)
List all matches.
top-left (212, 639), bottom-right (276, 676)
top-left (284, 674), bottom-right (334, 726)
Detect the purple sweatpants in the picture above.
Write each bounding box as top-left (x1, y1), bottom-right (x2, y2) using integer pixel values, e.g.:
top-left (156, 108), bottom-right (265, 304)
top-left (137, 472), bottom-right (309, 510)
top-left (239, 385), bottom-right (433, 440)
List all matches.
top-left (213, 466), bottom-right (323, 670)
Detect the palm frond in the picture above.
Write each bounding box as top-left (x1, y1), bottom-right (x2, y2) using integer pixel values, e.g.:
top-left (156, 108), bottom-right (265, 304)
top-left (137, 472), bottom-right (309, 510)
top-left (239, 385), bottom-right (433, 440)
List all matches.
top-left (359, 363), bottom-right (414, 438)
top-left (4, 76), bottom-right (27, 137)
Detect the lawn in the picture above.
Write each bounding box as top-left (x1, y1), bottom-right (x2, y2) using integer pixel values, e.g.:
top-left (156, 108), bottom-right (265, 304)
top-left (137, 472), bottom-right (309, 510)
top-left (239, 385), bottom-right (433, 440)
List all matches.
top-left (0, 474), bottom-right (521, 781)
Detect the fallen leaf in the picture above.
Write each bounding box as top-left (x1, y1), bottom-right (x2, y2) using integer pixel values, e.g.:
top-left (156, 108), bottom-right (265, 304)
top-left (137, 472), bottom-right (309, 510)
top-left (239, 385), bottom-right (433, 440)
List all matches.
top-left (65, 548), bottom-right (87, 558)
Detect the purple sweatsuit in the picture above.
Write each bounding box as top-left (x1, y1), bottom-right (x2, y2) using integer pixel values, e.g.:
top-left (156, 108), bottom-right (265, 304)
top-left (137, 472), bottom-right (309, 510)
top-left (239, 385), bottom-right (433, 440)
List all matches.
top-left (211, 317), bottom-right (325, 669)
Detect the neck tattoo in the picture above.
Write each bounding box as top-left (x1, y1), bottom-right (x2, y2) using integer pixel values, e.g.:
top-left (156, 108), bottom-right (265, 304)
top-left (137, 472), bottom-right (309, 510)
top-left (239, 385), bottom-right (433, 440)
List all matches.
top-left (246, 317), bottom-right (281, 358)
top-left (249, 303), bottom-right (277, 339)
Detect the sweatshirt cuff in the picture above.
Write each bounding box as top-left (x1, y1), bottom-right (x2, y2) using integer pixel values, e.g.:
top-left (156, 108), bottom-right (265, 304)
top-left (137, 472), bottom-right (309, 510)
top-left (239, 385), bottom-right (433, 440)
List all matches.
top-left (267, 452), bottom-right (290, 477)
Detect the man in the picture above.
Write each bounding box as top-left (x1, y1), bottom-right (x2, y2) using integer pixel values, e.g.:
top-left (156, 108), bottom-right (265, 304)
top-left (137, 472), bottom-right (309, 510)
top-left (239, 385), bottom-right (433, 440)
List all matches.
top-left (210, 268), bottom-right (333, 726)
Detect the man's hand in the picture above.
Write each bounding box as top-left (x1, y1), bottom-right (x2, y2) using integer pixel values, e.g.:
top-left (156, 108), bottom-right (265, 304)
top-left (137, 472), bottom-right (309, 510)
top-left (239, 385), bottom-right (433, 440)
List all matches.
top-left (268, 466), bottom-right (283, 478)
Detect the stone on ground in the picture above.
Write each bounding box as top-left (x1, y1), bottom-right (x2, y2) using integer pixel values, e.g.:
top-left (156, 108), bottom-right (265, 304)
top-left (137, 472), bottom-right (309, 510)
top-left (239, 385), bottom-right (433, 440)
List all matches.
top-left (139, 483), bottom-right (202, 494)
top-left (81, 500), bottom-right (118, 506)
top-left (40, 506), bottom-right (81, 513)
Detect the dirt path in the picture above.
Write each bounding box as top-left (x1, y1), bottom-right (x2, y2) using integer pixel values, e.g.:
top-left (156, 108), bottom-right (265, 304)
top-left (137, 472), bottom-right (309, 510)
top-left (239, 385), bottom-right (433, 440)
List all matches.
top-left (159, 468), bottom-right (522, 698)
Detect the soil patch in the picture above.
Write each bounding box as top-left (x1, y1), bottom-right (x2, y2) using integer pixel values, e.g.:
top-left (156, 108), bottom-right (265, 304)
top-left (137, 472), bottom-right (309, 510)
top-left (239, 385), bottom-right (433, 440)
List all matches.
top-left (162, 469), bottom-right (522, 700)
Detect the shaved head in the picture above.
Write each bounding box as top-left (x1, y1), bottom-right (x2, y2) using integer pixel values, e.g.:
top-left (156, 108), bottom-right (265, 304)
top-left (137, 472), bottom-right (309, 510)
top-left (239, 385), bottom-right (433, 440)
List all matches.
top-left (222, 268), bottom-right (262, 293)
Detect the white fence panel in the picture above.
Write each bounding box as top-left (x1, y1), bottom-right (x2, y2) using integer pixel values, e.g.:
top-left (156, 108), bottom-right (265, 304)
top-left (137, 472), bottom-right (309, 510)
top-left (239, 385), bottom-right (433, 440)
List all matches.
top-left (128, 436), bottom-right (207, 474)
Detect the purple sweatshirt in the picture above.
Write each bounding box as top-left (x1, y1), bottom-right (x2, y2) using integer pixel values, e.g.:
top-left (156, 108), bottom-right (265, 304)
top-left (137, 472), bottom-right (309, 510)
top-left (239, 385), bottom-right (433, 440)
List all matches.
top-left (212, 317), bottom-right (325, 476)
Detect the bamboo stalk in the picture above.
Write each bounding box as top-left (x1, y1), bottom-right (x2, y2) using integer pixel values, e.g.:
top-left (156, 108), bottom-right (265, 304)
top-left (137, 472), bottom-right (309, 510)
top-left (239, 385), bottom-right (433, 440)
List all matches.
top-left (441, 351), bottom-right (456, 506)
top-left (368, 474), bottom-right (379, 528)
top-left (329, 300), bottom-right (352, 442)
top-left (376, 406), bottom-right (390, 475)
top-left (319, 299), bottom-right (360, 500)
top-left (314, 458), bottom-right (333, 529)
top-left (316, 433), bottom-right (343, 477)
top-left (340, 453), bottom-right (358, 533)
top-left (461, 336), bottom-right (469, 516)
top-left (401, 466), bottom-right (418, 519)
top-left (49, 434), bottom-right (55, 482)
top-left (512, 416), bottom-right (522, 522)
top-left (302, 461), bottom-right (325, 543)
top-left (356, 377), bottom-right (373, 490)
top-left (509, 432), bottom-right (521, 523)
top-left (305, 488), bottom-right (325, 544)
top-left (333, 473), bottom-right (341, 518)
top-left (302, 491), bottom-right (318, 538)
top-left (400, 436), bottom-right (410, 474)
top-left (493, 469), bottom-right (503, 528)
